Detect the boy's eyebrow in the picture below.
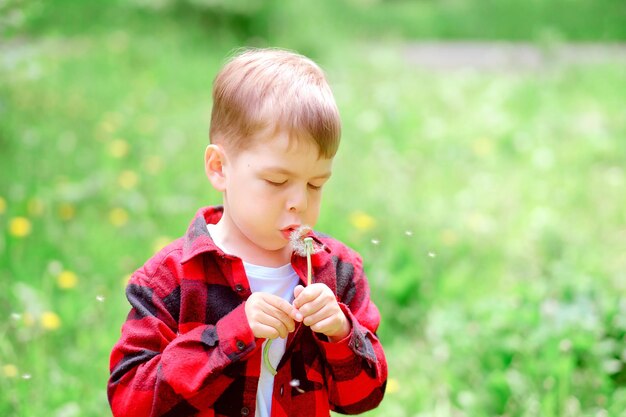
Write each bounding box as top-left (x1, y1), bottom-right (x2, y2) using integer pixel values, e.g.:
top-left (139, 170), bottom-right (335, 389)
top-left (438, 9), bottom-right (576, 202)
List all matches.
top-left (261, 167), bottom-right (332, 180)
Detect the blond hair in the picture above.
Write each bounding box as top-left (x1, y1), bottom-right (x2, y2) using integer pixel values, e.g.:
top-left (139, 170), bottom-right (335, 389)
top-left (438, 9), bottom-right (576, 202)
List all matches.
top-left (209, 48), bottom-right (341, 158)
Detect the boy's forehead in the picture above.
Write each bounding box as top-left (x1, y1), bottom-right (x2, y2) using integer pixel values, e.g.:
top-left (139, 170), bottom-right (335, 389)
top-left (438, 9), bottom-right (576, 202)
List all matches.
top-left (246, 127), bottom-right (328, 159)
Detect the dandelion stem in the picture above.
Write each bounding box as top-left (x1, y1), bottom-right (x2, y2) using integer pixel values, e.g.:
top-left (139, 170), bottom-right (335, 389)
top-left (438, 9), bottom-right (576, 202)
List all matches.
top-left (304, 237), bottom-right (314, 286)
top-left (263, 340), bottom-right (277, 376)
top-left (264, 235), bottom-right (315, 376)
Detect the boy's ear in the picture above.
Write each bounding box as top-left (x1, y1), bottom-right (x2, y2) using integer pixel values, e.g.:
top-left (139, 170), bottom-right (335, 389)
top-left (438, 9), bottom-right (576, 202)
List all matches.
top-left (204, 144), bottom-right (227, 192)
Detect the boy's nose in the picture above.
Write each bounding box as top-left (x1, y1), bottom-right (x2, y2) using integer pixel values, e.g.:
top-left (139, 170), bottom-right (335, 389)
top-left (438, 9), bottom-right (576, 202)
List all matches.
top-left (287, 186), bottom-right (308, 213)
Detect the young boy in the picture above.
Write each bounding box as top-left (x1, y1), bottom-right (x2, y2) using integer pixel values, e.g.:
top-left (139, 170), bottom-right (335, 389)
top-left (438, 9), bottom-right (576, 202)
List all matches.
top-left (108, 48), bottom-right (387, 417)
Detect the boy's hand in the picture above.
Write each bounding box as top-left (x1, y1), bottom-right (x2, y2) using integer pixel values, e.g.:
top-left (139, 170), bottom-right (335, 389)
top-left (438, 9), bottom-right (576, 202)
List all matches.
top-left (245, 292), bottom-right (303, 340)
top-left (293, 284), bottom-right (351, 342)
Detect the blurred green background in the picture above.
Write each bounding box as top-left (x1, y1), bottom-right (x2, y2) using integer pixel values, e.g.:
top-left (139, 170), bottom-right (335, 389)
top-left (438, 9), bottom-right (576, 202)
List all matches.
top-left (1, 0), bottom-right (626, 416)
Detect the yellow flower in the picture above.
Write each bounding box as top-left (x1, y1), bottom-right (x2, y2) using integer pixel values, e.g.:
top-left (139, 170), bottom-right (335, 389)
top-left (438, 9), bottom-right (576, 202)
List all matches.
top-left (2, 364), bottom-right (18, 378)
top-left (0, 196), bottom-right (7, 214)
top-left (472, 137), bottom-right (494, 158)
top-left (118, 170), bottom-right (139, 190)
top-left (57, 270), bottom-right (78, 289)
top-left (137, 116), bottom-right (157, 134)
top-left (349, 211), bottom-right (376, 231)
top-left (153, 236), bottom-right (172, 253)
top-left (40, 311), bottom-right (61, 331)
top-left (9, 217), bottom-right (32, 238)
top-left (440, 229), bottom-right (459, 246)
top-left (386, 378), bottom-right (400, 394)
top-left (27, 198), bottom-right (45, 216)
top-left (98, 113), bottom-right (121, 135)
top-left (109, 208), bottom-right (129, 227)
top-left (109, 139), bottom-right (129, 158)
top-left (144, 155), bottom-right (163, 175)
top-left (58, 203), bottom-right (76, 221)
top-left (121, 273), bottom-right (132, 289)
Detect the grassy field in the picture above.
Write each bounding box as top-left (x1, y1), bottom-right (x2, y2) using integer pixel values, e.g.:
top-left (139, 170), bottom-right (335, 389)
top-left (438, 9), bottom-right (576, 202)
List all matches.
top-left (1, 1), bottom-right (626, 416)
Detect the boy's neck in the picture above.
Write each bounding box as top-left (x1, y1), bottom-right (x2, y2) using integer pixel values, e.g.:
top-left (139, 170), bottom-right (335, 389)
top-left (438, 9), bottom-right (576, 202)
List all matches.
top-left (210, 218), bottom-right (292, 268)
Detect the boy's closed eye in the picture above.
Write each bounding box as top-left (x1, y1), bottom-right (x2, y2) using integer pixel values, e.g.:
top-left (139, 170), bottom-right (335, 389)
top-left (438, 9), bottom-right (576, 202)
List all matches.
top-left (263, 178), bottom-right (325, 191)
top-left (265, 178), bottom-right (288, 187)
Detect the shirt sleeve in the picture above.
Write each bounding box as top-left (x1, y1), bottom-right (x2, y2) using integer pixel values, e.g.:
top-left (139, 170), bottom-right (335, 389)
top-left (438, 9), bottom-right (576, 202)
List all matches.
top-left (312, 251), bottom-right (388, 414)
top-left (107, 250), bottom-right (256, 416)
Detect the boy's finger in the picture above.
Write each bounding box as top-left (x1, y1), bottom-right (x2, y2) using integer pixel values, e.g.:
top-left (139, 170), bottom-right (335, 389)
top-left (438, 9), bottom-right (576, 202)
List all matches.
top-left (266, 295), bottom-right (302, 323)
top-left (293, 285), bottom-right (304, 299)
top-left (293, 285), bottom-right (320, 309)
top-left (260, 304), bottom-right (295, 333)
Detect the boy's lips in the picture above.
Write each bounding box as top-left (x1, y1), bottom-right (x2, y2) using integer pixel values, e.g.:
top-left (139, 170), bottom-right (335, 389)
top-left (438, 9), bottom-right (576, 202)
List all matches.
top-left (280, 225), bottom-right (300, 240)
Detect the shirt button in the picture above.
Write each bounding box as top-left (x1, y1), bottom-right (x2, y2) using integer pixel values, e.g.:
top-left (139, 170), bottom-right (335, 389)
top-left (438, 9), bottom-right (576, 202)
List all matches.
top-left (236, 340), bottom-right (246, 351)
top-left (280, 385), bottom-right (284, 396)
top-left (235, 284), bottom-right (244, 292)
top-left (241, 406), bottom-right (250, 416)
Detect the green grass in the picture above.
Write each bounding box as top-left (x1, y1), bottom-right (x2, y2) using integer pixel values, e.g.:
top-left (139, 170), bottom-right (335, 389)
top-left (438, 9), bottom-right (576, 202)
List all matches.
top-left (1, 3), bottom-right (626, 417)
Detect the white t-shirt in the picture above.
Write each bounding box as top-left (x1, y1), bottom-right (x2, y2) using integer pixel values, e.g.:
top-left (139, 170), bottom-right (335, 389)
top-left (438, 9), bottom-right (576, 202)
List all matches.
top-left (206, 224), bottom-right (300, 417)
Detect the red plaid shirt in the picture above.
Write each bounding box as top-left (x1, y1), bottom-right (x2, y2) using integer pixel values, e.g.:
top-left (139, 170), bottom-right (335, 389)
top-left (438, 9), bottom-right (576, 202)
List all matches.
top-left (108, 206), bottom-right (387, 417)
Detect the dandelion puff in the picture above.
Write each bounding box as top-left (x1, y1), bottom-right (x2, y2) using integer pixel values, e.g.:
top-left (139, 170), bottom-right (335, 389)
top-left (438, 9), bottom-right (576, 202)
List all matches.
top-left (289, 225), bottom-right (313, 256)
top-left (290, 379), bottom-right (305, 393)
top-left (96, 295), bottom-right (106, 302)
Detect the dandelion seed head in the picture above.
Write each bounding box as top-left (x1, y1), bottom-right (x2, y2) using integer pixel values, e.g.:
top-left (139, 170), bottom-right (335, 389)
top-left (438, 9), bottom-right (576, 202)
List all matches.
top-left (96, 295), bottom-right (106, 302)
top-left (290, 226), bottom-right (323, 257)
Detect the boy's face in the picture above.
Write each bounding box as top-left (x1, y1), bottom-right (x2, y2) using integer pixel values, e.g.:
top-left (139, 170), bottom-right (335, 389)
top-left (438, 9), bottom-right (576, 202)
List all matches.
top-left (208, 130), bottom-right (333, 265)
